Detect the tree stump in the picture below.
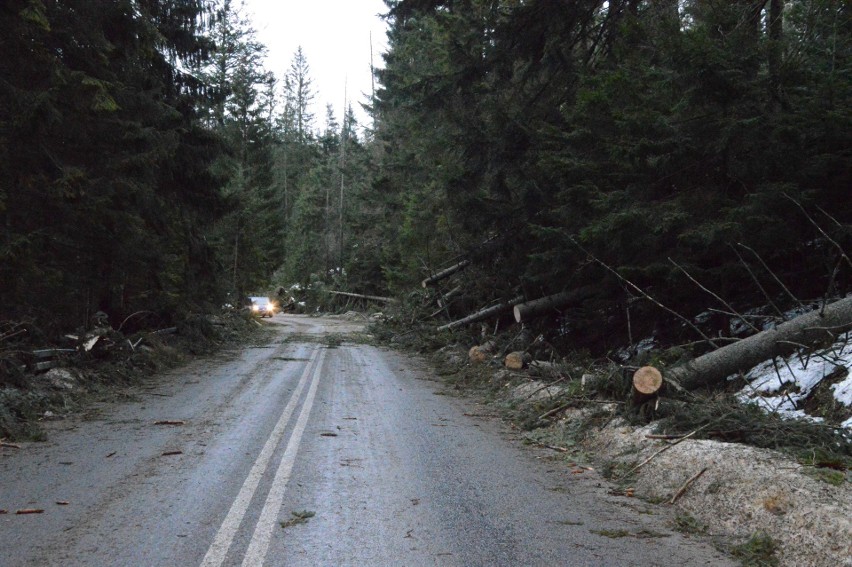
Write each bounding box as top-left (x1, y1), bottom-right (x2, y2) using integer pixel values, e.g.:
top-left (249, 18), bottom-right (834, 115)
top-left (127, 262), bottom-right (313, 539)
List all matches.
top-left (632, 366), bottom-right (663, 404)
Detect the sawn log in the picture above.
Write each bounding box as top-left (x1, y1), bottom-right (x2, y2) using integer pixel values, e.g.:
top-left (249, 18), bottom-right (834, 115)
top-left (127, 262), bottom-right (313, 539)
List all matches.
top-left (666, 296), bottom-right (852, 391)
top-left (422, 260), bottom-right (471, 288)
top-left (513, 287), bottom-right (595, 323)
top-left (328, 291), bottom-right (398, 304)
top-left (437, 296), bottom-right (524, 332)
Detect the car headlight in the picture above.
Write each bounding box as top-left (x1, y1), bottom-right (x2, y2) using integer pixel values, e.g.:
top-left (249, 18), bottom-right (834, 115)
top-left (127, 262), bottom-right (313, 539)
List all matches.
top-left (252, 305), bottom-right (259, 311)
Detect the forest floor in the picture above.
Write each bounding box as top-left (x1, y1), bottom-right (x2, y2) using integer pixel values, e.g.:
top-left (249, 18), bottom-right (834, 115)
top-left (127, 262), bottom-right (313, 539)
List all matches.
top-left (368, 311), bottom-right (852, 567)
top-left (0, 311), bottom-right (261, 441)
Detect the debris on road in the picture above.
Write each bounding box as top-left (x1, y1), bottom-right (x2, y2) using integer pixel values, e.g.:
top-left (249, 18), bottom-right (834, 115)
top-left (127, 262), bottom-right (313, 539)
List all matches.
top-left (153, 420), bottom-right (185, 426)
top-left (15, 509), bottom-right (44, 515)
top-left (280, 510), bottom-right (315, 529)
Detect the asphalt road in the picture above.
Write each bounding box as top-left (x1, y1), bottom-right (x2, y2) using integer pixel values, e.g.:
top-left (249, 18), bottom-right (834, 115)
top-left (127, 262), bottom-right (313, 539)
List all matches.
top-left (0, 315), bottom-right (734, 566)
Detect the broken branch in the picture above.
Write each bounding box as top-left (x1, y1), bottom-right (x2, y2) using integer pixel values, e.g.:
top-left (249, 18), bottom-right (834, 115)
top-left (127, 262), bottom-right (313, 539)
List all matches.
top-left (669, 467), bottom-right (708, 504)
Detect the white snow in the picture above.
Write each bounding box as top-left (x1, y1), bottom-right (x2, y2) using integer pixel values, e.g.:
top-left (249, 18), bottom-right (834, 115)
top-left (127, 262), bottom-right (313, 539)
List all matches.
top-left (736, 332), bottom-right (852, 428)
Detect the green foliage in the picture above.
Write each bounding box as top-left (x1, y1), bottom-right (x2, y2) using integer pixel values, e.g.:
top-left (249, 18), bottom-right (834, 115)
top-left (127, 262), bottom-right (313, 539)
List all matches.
top-left (730, 532), bottom-right (780, 567)
top-left (372, 0), bottom-right (852, 352)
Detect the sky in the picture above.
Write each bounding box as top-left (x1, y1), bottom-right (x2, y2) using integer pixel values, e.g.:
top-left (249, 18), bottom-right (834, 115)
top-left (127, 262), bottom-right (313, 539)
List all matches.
top-left (243, 0), bottom-right (390, 132)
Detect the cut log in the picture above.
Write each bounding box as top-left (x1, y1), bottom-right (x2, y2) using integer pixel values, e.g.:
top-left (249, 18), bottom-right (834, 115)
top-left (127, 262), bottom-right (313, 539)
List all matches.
top-left (328, 291), bottom-right (398, 304)
top-left (633, 366), bottom-right (663, 395)
top-left (469, 341), bottom-right (496, 364)
top-left (666, 296), bottom-right (852, 391)
top-left (632, 366), bottom-right (664, 406)
top-left (513, 287), bottom-right (595, 323)
top-left (437, 296), bottom-right (524, 332)
top-left (504, 351), bottom-right (529, 370)
top-left (422, 260), bottom-right (471, 288)
top-left (437, 286), bottom-right (462, 308)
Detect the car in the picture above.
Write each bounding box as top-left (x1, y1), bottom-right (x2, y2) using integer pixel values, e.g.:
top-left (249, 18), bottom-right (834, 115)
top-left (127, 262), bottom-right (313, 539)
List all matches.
top-left (249, 296), bottom-right (276, 318)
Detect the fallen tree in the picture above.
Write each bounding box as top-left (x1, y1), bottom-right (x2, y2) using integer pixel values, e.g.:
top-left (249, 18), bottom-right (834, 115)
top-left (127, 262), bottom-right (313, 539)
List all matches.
top-left (513, 287), bottom-right (595, 323)
top-left (328, 291), bottom-right (398, 304)
top-left (421, 260), bottom-right (471, 288)
top-left (437, 296), bottom-right (524, 332)
top-left (662, 296), bottom-right (852, 391)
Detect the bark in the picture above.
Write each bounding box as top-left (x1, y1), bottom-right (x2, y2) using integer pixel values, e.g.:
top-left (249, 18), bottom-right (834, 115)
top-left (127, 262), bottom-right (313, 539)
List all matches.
top-left (437, 296), bottom-right (524, 332)
top-left (438, 286), bottom-right (462, 308)
top-left (513, 287), bottom-right (595, 323)
top-left (328, 291), bottom-right (398, 304)
top-left (422, 260), bottom-right (471, 288)
top-left (666, 297), bottom-right (852, 391)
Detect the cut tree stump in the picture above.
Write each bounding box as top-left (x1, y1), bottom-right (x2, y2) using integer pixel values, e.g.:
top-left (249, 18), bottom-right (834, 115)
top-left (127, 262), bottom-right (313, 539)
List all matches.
top-left (633, 366), bottom-right (663, 395)
top-left (632, 366), bottom-right (663, 405)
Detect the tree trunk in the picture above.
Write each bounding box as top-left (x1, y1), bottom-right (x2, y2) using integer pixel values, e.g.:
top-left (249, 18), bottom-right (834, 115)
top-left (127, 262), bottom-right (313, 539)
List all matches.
top-left (513, 287), bottom-right (595, 323)
top-left (438, 286), bottom-right (462, 308)
top-left (437, 296), bottom-right (523, 332)
top-left (327, 291), bottom-right (398, 304)
top-left (666, 297), bottom-right (852, 391)
top-left (768, 0), bottom-right (783, 94)
top-left (422, 260), bottom-right (471, 288)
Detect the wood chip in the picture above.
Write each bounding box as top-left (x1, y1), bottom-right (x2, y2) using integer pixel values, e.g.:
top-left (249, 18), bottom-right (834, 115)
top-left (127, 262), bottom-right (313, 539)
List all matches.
top-left (0, 509), bottom-right (7, 514)
top-left (161, 450), bottom-right (183, 456)
top-left (16, 509), bottom-right (44, 515)
top-left (106, 452), bottom-right (117, 458)
top-left (0, 442), bottom-right (21, 449)
top-left (154, 420), bottom-right (185, 426)
top-left (56, 501), bottom-right (69, 506)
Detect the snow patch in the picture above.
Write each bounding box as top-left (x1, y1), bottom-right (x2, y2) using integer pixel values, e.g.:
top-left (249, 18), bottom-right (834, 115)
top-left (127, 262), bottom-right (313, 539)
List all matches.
top-left (737, 333), bottom-right (852, 427)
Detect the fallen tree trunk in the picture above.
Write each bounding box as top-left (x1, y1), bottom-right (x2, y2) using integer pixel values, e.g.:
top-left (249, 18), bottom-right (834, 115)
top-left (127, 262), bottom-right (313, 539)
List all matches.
top-left (438, 286), bottom-right (462, 308)
top-left (665, 296), bottom-right (852, 391)
top-left (422, 260), bottom-right (471, 288)
top-left (437, 296), bottom-right (524, 332)
top-left (328, 291), bottom-right (398, 304)
top-left (513, 287), bottom-right (595, 323)
top-left (632, 366), bottom-right (663, 405)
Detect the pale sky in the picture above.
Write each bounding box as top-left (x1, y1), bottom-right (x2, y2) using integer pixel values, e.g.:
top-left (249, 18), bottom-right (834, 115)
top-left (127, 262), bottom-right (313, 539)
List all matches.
top-left (244, 0), bottom-right (390, 133)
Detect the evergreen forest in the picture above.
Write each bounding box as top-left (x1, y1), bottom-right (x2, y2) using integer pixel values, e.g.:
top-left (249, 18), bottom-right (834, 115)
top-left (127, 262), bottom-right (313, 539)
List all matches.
top-left (1, 0), bottom-right (850, 357)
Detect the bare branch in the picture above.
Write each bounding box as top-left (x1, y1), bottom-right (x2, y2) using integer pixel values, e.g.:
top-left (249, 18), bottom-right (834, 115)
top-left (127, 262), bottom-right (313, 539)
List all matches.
top-left (784, 193), bottom-right (852, 270)
top-left (669, 258), bottom-right (760, 333)
top-left (730, 245), bottom-right (785, 319)
top-left (737, 243), bottom-right (806, 312)
top-left (568, 236), bottom-right (719, 348)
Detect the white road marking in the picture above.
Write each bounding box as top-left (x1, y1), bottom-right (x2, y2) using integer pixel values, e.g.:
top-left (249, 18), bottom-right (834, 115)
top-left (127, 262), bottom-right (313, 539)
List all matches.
top-left (199, 346), bottom-right (321, 567)
top-left (241, 348), bottom-right (327, 566)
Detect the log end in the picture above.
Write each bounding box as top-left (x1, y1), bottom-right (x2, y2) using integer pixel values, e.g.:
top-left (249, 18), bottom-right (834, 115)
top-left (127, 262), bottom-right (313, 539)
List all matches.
top-left (513, 305), bottom-right (522, 323)
top-left (633, 366), bottom-right (663, 395)
top-left (469, 343), bottom-right (495, 364)
top-left (504, 351), bottom-right (527, 370)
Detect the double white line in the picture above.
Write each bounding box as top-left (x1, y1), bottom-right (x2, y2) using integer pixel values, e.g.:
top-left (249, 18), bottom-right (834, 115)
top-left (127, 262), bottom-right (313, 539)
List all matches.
top-left (201, 347), bottom-right (327, 567)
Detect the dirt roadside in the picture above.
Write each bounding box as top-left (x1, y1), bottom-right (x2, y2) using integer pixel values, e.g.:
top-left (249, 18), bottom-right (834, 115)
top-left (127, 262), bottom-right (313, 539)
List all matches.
top-left (422, 343), bottom-right (852, 567)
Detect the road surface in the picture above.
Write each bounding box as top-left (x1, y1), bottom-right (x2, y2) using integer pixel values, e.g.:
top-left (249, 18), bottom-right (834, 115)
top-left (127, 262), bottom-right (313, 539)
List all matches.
top-left (0, 314), bottom-right (733, 566)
